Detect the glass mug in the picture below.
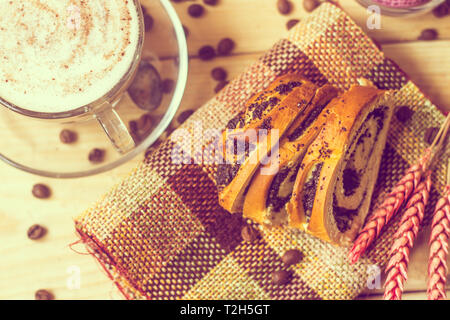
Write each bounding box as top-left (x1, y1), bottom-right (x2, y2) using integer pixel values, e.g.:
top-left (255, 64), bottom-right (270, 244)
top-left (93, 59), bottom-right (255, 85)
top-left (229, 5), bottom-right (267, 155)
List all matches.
top-left (0, 0), bottom-right (145, 154)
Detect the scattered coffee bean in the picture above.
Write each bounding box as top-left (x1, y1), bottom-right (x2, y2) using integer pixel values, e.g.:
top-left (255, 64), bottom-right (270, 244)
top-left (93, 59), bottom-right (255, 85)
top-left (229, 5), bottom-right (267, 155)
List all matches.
top-left (198, 45), bottom-right (216, 60)
top-left (182, 25), bottom-right (189, 37)
top-left (272, 270), bottom-right (291, 285)
top-left (277, 0), bottom-right (292, 15)
top-left (395, 106), bottom-right (413, 123)
top-left (59, 129), bottom-right (77, 144)
top-left (424, 127), bottom-right (439, 145)
top-left (27, 224), bottom-right (47, 240)
top-left (128, 61), bottom-right (163, 111)
top-left (177, 109), bottom-right (195, 125)
top-left (35, 289), bottom-right (54, 300)
top-left (214, 80), bottom-right (229, 93)
top-left (286, 19), bottom-right (300, 30)
top-left (217, 38), bottom-right (235, 56)
top-left (303, 0), bottom-right (320, 12)
top-left (241, 225), bottom-right (259, 242)
top-left (137, 113), bottom-right (153, 135)
top-left (432, 3), bottom-right (449, 18)
top-left (129, 120), bottom-right (140, 143)
top-left (418, 28), bottom-right (438, 41)
top-left (129, 120), bottom-right (138, 135)
top-left (32, 184), bottom-right (51, 199)
top-left (144, 13), bottom-right (154, 32)
top-left (282, 249), bottom-right (303, 266)
top-left (188, 4), bottom-right (205, 18)
top-left (371, 37), bottom-right (382, 51)
top-left (211, 67), bottom-right (227, 81)
top-left (162, 79), bottom-right (175, 94)
top-left (203, 0), bottom-right (218, 5)
top-left (88, 148), bottom-right (105, 164)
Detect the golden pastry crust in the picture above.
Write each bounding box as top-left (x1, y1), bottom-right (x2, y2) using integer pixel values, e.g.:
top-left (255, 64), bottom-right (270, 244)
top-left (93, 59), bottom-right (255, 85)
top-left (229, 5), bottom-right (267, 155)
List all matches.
top-left (218, 77), bottom-right (317, 213)
top-left (287, 86), bottom-right (394, 245)
top-left (217, 75), bottom-right (318, 213)
top-left (218, 77), bottom-right (395, 247)
top-left (242, 84), bottom-right (339, 226)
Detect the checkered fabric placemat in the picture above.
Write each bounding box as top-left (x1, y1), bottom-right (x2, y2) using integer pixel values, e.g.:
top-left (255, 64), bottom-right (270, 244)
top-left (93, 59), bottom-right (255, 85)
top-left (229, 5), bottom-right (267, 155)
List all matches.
top-left (75, 3), bottom-right (448, 300)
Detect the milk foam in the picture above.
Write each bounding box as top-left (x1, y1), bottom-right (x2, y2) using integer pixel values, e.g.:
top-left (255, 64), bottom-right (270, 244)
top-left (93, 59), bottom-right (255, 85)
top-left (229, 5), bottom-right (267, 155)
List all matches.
top-left (0, 0), bottom-right (140, 113)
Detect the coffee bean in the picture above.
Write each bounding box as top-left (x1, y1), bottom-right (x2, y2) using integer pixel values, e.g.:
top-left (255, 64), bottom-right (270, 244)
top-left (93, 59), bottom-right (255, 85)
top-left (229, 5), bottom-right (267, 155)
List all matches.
top-left (182, 25), bottom-right (189, 37)
top-left (27, 224), bottom-right (47, 240)
top-left (277, 0), bottom-right (292, 15)
top-left (418, 28), bottom-right (438, 41)
top-left (88, 148), bottom-right (105, 163)
top-left (303, 0), bottom-right (320, 12)
top-left (144, 14), bottom-right (154, 32)
top-left (214, 80), bottom-right (229, 93)
top-left (129, 120), bottom-right (138, 135)
top-left (371, 37), bottom-right (382, 51)
top-left (203, 0), bottom-right (218, 5)
top-left (424, 127), bottom-right (439, 145)
top-left (217, 38), bottom-right (235, 56)
top-left (32, 184), bottom-right (51, 199)
top-left (282, 249), bottom-right (303, 266)
top-left (35, 289), bottom-right (54, 300)
top-left (286, 19), bottom-right (300, 30)
top-left (162, 79), bottom-right (175, 94)
top-left (432, 3), bottom-right (449, 18)
top-left (59, 129), bottom-right (77, 144)
top-left (272, 270), bottom-right (291, 285)
top-left (188, 4), bottom-right (205, 18)
top-left (177, 109), bottom-right (194, 125)
top-left (137, 114), bottom-right (153, 135)
top-left (128, 62), bottom-right (162, 111)
top-left (241, 225), bottom-right (259, 242)
top-left (198, 45), bottom-right (216, 60)
top-left (211, 67), bottom-right (227, 81)
top-left (395, 106), bottom-right (413, 123)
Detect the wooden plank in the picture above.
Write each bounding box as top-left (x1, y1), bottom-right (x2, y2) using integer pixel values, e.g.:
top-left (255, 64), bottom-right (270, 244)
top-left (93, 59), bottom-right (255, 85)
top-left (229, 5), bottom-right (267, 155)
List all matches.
top-left (1, 0), bottom-right (449, 300)
top-left (146, 0), bottom-right (450, 56)
top-left (175, 41), bottom-right (450, 114)
top-left (1, 42), bottom-right (448, 299)
top-left (383, 41), bottom-right (450, 112)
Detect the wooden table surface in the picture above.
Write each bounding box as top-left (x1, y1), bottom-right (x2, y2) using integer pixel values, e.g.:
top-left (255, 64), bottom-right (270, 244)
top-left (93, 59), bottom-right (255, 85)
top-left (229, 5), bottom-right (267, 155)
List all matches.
top-left (0, 0), bottom-right (449, 300)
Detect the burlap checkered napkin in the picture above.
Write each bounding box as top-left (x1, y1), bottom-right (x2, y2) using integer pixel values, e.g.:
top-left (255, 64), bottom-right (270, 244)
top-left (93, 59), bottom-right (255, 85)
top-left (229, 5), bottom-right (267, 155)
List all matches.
top-left (75, 3), bottom-right (448, 300)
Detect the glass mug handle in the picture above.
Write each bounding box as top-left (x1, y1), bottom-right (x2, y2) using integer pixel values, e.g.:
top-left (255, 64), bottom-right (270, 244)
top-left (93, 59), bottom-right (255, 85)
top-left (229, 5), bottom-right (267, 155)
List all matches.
top-left (95, 102), bottom-right (135, 154)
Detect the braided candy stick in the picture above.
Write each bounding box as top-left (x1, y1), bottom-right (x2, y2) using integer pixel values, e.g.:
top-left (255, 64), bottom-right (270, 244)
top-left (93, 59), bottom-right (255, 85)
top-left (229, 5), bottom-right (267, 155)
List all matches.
top-left (427, 162), bottom-right (450, 300)
top-left (383, 172), bottom-right (432, 300)
top-left (349, 114), bottom-right (450, 264)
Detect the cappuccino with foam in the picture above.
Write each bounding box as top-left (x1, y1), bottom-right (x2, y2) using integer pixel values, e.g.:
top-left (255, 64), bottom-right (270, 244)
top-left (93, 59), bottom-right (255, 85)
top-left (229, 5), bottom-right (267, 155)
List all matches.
top-left (0, 0), bottom-right (141, 114)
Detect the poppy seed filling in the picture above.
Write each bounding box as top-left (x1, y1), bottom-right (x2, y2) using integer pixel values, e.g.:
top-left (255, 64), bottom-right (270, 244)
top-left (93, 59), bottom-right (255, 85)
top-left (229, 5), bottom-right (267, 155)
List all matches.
top-left (332, 106), bottom-right (387, 232)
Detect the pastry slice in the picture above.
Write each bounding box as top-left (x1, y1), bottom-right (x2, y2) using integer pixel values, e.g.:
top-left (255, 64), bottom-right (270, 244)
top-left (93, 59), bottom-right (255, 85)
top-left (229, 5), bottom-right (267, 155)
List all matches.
top-left (217, 75), bottom-right (319, 213)
top-left (242, 84), bottom-right (339, 226)
top-left (287, 85), bottom-right (394, 246)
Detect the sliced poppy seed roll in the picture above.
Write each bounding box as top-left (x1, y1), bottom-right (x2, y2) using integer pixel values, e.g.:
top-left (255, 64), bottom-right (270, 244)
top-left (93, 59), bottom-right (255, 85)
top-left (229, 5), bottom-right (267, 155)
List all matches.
top-left (242, 84), bottom-right (339, 226)
top-left (217, 75), bottom-right (319, 213)
top-left (287, 85), bottom-right (395, 246)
